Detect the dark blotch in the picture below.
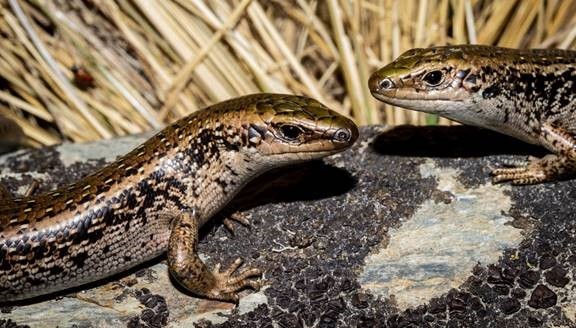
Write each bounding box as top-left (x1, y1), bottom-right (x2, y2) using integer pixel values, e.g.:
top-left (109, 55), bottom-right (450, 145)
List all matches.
top-left (539, 255), bottom-right (556, 270)
top-left (351, 293), bottom-right (369, 309)
top-left (518, 270), bottom-right (539, 288)
top-left (0, 256), bottom-right (12, 271)
top-left (464, 74), bottom-right (478, 87)
top-left (428, 297), bottom-right (446, 314)
top-left (88, 229), bottom-right (104, 244)
top-left (29, 241), bottom-right (45, 262)
top-left (528, 284), bottom-right (557, 309)
top-left (71, 251), bottom-right (88, 269)
top-left (500, 297), bottom-right (521, 315)
top-left (126, 192), bottom-right (138, 209)
top-left (545, 266), bottom-right (569, 287)
top-left (482, 84), bottom-right (501, 99)
top-left (511, 288), bottom-right (527, 299)
top-left (26, 277), bottom-right (44, 287)
top-left (49, 266), bottom-right (64, 276)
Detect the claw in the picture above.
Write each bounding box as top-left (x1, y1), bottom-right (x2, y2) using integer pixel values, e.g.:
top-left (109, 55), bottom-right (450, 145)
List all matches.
top-left (491, 157), bottom-right (549, 185)
top-left (207, 258), bottom-right (262, 302)
top-left (222, 219), bottom-right (236, 234)
top-left (222, 212), bottom-right (250, 234)
top-left (220, 258), bottom-right (243, 276)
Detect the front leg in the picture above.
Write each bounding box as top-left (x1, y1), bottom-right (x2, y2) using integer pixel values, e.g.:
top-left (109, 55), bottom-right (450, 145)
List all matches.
top-left (167, 210), bottom-right (261, 303)
top-left (492, 123), bottom-right (576, 184)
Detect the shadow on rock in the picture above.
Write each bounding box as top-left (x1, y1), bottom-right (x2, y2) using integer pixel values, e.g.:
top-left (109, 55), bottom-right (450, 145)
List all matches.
top-left (174, 160), bottom-right (357, 299)
top-left (218, 160), bottom-right (356, 216)
top-left (371, 125), bottom-right (545, 158)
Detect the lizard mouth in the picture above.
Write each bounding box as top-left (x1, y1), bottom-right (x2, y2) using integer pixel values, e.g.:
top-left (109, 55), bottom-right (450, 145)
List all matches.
top-left (370, 92), bottom-right (466, 119)
top-left (370, 91), bottom-right (392, 103)
top-left (371, 88), bottom-right (465, 104)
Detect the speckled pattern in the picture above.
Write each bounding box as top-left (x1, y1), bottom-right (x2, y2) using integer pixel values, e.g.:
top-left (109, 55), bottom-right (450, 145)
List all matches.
top-left (1, 126), bottom-right (575, 327)
top-left (127, 288), bottom-right (169, 328)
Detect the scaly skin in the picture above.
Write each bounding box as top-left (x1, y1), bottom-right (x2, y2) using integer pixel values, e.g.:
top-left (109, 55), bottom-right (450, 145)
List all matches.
top-left (0, 93), bottom-right (358, 303)
top-left (369, 45), bottom-right (576, 184)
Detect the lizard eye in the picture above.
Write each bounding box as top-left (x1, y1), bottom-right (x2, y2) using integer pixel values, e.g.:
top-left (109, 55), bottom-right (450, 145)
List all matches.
top-left (379, 78), bottom-right (395, 90)
top-left (423, 70), bottom-right (444, 86)
top-left (278, 124), bottom-right (304, 140)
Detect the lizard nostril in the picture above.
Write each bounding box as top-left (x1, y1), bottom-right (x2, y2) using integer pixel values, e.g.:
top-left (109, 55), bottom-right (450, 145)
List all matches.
top-left (333, 129), bottom-right (351, 143)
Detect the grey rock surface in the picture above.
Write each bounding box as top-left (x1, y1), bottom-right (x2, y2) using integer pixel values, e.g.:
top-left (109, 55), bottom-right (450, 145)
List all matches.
top-left (0, 126), bottom-right (575, 327)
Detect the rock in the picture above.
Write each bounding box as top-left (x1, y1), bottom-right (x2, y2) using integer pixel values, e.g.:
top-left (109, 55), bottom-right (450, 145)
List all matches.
top-left (539, 255), bottom-right (557, 270)
top-left (350, 292), bottom-right (370, 309)
top-left (518, 270), bottom-right (540, 289)
top-left (1, 126), bottom-right (575, 327)
top-left (528, 285), bottom-right (557, 309)
top-left (511, 288), bottom-right (527, 299)
top-left (545, 266), bottom-right (570, 288)
top-left (500, 297), bottom-right (521, 315)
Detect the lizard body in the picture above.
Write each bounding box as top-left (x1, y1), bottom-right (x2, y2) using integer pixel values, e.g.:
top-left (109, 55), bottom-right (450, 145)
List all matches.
top-left (0, 93), bottom-right (358, 302)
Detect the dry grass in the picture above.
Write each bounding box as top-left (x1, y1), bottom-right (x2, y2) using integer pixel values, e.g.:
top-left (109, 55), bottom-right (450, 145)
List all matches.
top-left (0, 0), bottom-right (575, 146)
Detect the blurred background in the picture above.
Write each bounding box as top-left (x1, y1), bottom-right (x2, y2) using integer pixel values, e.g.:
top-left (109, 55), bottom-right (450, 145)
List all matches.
top-left (0, 0), bottom-right (575, 147)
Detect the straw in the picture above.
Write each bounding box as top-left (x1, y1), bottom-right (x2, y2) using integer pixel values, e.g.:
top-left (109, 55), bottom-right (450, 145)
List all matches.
top-left (0, 0), bottom-right (573, 146)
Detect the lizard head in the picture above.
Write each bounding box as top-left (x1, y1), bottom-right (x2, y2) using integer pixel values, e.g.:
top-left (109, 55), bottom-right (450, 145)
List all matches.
top-left (182, 94), bottom-right (358, 166)
top-left (368, 45), bottom-right (484, 117)
top-left (236, 94), bottom-right (359, 164)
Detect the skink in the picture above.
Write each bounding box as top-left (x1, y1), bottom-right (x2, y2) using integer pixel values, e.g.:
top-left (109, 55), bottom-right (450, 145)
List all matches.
top-left (369, 45), bottom-right (576, 184)
top-left (0, 93), bottom-right (358, 302)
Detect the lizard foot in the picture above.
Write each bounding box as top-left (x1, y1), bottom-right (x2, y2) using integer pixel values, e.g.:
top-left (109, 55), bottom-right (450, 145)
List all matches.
top-left (491, 155), bottom-right (558, 185)
top-left (168, 210), bottom-right (261, 303)
top-left (222, 212), bottom-right (250, 234)
top-left (205, 258), bottom-right (261, 303)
